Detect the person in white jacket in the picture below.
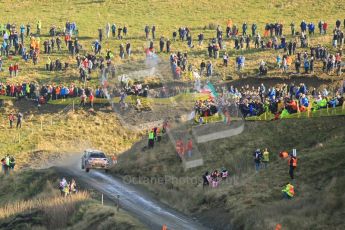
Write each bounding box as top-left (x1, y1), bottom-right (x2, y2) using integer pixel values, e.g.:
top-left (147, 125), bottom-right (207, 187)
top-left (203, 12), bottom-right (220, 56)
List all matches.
top-left (105, 22), bottom-right (110, 39)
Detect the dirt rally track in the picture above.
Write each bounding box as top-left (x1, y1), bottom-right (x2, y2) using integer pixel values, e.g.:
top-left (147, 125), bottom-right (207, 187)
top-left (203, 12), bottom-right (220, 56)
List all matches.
top-left (61, 161), bottom-right (209, 230)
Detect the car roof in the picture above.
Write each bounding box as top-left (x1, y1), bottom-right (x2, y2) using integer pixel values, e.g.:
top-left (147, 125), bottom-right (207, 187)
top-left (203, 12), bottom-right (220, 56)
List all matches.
top-left (85, 149), bottom-right (105, 153)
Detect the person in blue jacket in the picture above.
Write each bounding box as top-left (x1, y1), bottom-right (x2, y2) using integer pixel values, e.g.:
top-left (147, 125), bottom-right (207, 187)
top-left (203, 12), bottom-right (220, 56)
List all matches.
top-left (300, 94), bottom-right (309, 107)
top-left (268, 88), bottom-right (276, 101)
top-left (308, 22), bottom-right (315, 35)
top-left (20, 25), bottom-right (25, 44)
top-left (300, 20), bottom-right (307, 33)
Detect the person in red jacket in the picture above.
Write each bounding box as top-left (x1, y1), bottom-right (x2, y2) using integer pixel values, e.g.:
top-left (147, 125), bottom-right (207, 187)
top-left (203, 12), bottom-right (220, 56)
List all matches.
top-left (322, 22), bottom-right (328, 34)
top-left (10, 84), bottom-right (15, 97)
top-left (16, 84), bottom-right (22, 97)
top-left (9, 64), bottom-right (14, 77)
top-left (14, 63), bottom-right (19, 76)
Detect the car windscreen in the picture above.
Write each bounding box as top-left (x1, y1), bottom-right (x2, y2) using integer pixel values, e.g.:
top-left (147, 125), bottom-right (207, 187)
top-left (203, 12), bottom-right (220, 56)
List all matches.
top-left (89, 152), bottom-right (106, 158)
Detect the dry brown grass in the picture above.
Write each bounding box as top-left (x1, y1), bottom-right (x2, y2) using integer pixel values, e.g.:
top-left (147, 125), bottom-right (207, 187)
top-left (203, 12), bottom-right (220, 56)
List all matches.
top-left (0, 192), bottom-right (90, 223)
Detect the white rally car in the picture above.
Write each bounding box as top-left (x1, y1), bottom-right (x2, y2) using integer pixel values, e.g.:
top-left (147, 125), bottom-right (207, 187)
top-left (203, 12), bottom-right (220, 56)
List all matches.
top-left (81, 149), bottom-right (111, 173)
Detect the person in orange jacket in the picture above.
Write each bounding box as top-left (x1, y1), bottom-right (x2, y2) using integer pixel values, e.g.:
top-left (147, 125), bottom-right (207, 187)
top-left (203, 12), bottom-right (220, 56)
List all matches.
top-left (89, 93), bottom-right (94, 108)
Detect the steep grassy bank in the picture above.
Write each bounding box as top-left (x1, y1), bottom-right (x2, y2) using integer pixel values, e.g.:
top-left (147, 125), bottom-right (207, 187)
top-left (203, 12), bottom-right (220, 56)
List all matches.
top-left (113, 116), bottom-right (345, 229)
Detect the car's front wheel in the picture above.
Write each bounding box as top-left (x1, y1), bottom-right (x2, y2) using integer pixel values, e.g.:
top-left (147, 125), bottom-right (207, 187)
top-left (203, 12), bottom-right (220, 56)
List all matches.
top-left (105, 169), bottom-right (109, 173)
top-left (86, 168), bottom-right (90, 173)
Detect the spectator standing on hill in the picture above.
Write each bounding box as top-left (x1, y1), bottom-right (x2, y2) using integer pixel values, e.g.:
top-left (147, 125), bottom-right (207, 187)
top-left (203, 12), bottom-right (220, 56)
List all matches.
top-left (111, 24), bottom-right (116, 37)
top-left (56, 37), bottom-right (61, 51)
top-left (289, 154), bottom-right (297, 179)
top-left (245, 35), bottom-right (250, 49)
top-left (198, 33), bottom-right (204, 46)
top-left (323, 22), bottom-right (328, 34)
top-left (172, 31), bottom-right (177, 41)
top-left (148, 130), bottom-right (154, 148)
top-left (336, 19), bottom-right (341, 29)
top-left (105, 22), bottom-right (110, 39)
top-left (98, 28), bottom-right (103, 42)
top-left (206, 61), bottom-right (213, 77)
top-left (16, 112), bottom-right (23, 129)
top-left (14, 63), bottom-right (19, 77)
top-left (262, 148), bottom-right (269, 168)
top-left (8, 113), bottom-right (14, 128)
top-left (9, 64), bottom-right (13, 77)
top-left (152, 25), bottom-right (156, 39)
top-left (126, 42), bottom-right (131, 57)
top-left (253, 149), bottom-right (262, 172)
top-left (187, 33), bottom-right (193, 48)
top-left (300, 20), bottom-right (307, 33)
top-left (26, 23), bottom-right (31, 36)
top-left (252, 23), bottom-right (257, 36)
top-left (37, 20), bottom-right (42, 35)
top-left (242, 22), bottom-right (247, 35)
top-left (80, 92), bottom-right (86, 107)
top-left (1, 158), bottom-right (7, 175)
top-left (9, 156), bottom-right (15, 171)
top-left (20, 24), bottom-right (25, 44)
top-left (159, 37), bottom-right (165, 52)
top-left (308, 22), bottom-right (315, 35)
top-left (2, 155), bottom-right (10, 175)
top-left (200, 60), bottom-right (206, 76)
top-left (145, 25), bottom-right (150, 39)
top-left (290, 22), bottom-right (295, 35)
top-left (123, 25), bottom-right (128, 37)
top-left (89, 93), bottom-right (94, 108)
top-left (223, 53), bottom-right (229, 67)
top-left (118, 26), bottom-right (122, 39)
top-left (166, 39), bottom-right (171, 52)
top-left (318, 21), bottom-right (322, 34)
top-left (202, 172), bottom-right (210, 189)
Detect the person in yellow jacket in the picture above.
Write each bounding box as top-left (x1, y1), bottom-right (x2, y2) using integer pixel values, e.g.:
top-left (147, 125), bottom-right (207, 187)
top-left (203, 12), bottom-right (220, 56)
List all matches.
top-left (46, 56), bottom-right (51, 71)
top-left (262, 148), bottom-right (269, 168)
top-left (148, 130), bottom-right (155, 148)
top-left (37, 20), bottom-right (42, 35)
top-left (282, 182), bottom-right (295, 199)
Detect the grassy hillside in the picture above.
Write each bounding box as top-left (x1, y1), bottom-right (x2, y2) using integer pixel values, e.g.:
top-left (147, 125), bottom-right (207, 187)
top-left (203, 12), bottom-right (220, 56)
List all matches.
top-left (113, 116), bottom-right (345, 229)
top-left (0, 100), bottom-right (141, 169)
top-left (0, 169), bottom-right (147, 230)
top-left (0, 0), bottom-right (343, 85)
